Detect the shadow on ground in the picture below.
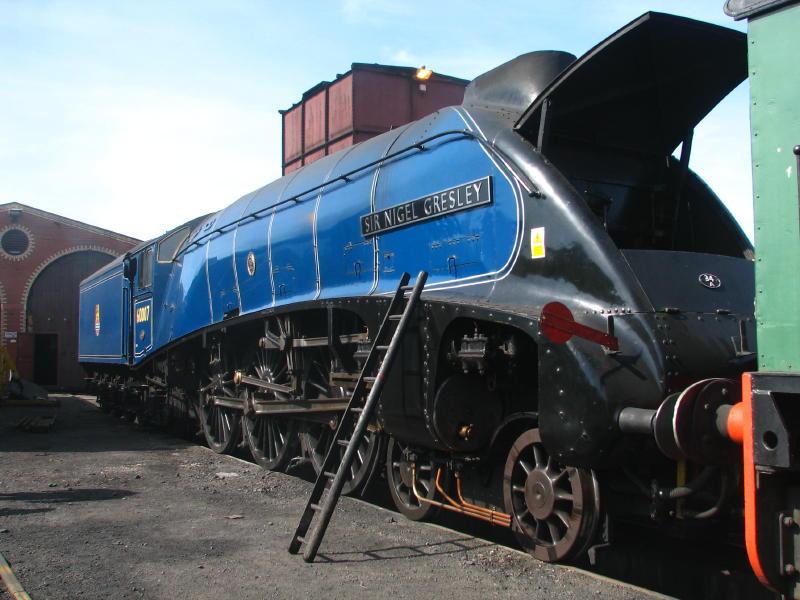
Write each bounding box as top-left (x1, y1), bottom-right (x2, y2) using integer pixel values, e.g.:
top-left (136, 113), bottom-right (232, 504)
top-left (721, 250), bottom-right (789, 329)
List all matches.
top-left (0, 395), bottom-right (192, 454)
top-left (316, 536), bottom-right (494, 564)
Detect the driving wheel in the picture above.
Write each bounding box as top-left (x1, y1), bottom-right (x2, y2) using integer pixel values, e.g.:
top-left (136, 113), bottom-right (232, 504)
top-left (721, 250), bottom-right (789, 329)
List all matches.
top-left (503, 428), bottom-right (600, 562)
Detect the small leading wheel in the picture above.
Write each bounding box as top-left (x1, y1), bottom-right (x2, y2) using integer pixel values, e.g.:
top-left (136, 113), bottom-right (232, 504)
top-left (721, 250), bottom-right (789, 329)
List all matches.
top-left (244, 407), bottom-right (297, 471)
top-left (386, 436), bottom-right (440, 521)
top-left (300, 423), bottom-right (384, 495)
top-left (503, 428), bottom-right (600, 562)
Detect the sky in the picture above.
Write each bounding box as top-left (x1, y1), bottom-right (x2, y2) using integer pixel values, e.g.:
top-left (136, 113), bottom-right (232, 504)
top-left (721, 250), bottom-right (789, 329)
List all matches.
top-left (0, 1), bottom-right (752, 241)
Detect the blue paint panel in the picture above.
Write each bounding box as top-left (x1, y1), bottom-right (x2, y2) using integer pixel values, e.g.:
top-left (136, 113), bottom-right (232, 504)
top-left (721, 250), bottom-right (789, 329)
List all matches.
top-left (316, 127), bottom-right (407, 299)
top-left (133, 297), bottom-right (153, 356)
top-left (207, 195), bottom-right (255, 320)
top-left (234, 214), bottom-right (271, 314)
top-left (207, 230), bottom-right (239, 320)
top-left (271, 157), bottom-right (337, 304)
top-left (236, 177), bottom-right (298, 314)
top-left (78, 267), bottom-right (127, 363)
top-left (168, 243), bottom-right (213, 342)
top-left (153, 262), bottom-right (178, 351)
top-left (214, 190), bottom-right (261, 229)
top-left (373, 109), bottom-right (518, 293)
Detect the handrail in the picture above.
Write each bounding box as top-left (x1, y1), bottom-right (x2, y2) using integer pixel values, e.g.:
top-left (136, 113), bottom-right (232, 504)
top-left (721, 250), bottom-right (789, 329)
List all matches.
top-left (173, 128), bottom-right (479, 260)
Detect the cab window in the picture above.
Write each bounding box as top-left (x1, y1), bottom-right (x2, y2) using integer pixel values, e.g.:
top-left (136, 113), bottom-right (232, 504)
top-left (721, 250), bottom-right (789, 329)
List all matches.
top-left (138, 247), bottom-right (153, 289)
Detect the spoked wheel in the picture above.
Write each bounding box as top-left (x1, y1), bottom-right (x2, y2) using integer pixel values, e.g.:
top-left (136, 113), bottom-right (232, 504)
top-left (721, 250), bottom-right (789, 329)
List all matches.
top-left (301, 423), bottom-right (385, 495)
top-left (503, 429), bottom-right (600, 562)
top-left (245, 403), bottom-right (297, 471)
top-left (386, 436), bottom-right (441, 521)
top-left (197, 391), bottom-right (241, 454)
top-left (197, 346), bottom-right (241, 454)
top-left (296, 345), bottom-right (384, 495)
top-left (243, 324), bottom-right (298, 471)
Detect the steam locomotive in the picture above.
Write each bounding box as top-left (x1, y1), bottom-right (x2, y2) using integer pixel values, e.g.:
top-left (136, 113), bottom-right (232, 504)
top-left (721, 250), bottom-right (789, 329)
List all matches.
top-left (80, 9), bottom-right (780, 583)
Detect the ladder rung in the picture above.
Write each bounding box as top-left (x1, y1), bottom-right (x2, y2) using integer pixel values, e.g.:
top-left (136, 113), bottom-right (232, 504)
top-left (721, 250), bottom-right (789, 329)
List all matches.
top-left (350, 407), bottom-right (363, 413)
top-left (400, 285), bottom-right (413, 291)
top-left (376, 345), bottom-right (389, 351)
top-left (389, 315), bottom-right (402, 320)
top-left (363, 376), bottom-right (376, 382)
top-left (324, 471), bottom-right (336, 478)
top-left (296, 535), bottom-right (305, 544)
top-left (310, 503), bottom-right (320, 511)
top-left (336, 439), bottom-right (350, 447)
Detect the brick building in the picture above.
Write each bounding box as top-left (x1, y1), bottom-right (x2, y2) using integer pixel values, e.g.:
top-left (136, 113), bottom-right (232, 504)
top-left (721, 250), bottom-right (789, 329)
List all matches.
top-left (281, 64), bottom-right (468, 174)
top-left (0, 202), bottom-right (139, 390)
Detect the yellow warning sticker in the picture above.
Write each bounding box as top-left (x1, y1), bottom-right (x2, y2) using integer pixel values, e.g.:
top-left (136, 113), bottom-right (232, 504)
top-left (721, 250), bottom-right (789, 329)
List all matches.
top-left (531, 227), bottom-right (546, 259)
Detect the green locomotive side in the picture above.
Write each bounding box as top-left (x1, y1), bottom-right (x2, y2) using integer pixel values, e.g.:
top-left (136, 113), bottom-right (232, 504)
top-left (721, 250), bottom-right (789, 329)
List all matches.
top-left (747, 2), bottom-right (800, 371)
top-left (726, 1), bottom-right (800, 596)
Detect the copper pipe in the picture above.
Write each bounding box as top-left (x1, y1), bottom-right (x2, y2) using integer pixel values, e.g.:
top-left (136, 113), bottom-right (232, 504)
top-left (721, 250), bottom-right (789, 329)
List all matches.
top-left (439, 471), bottom-right (509, 527)
top-left (410, 466), bottom-right (488, 521)
top-left (441, 472), bottom-right (509, 527)
top-left (455, 474), bottom-right (512, 526)
top-left (409, 466), bottom-right (510, 528)
top-left (434, 470), bottom-right (483, 517)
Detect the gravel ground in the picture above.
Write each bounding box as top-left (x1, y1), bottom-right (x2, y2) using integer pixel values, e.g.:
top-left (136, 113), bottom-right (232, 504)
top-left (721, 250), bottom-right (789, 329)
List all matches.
top-left (0, 395), bottom-right (664, 600)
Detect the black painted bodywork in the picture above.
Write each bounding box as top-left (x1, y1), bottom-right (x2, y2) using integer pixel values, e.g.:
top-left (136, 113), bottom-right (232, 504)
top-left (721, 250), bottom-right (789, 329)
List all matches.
top-left (380, 12), bottom-right (755, 467)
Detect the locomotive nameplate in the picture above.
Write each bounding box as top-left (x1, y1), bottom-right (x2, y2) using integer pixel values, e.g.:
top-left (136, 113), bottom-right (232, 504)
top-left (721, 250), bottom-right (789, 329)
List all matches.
top-left (360, 176), bottom-right (492, 237)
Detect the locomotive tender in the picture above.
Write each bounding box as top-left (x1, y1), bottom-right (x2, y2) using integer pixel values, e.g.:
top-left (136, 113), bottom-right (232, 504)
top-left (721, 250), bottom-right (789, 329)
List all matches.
top-left (80, 12), bottom-right (764, 570)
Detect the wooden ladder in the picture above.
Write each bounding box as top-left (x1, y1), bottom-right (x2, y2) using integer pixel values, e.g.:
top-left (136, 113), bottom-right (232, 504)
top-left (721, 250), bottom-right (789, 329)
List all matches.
top-left (288, 271), bottom-right (428, 562)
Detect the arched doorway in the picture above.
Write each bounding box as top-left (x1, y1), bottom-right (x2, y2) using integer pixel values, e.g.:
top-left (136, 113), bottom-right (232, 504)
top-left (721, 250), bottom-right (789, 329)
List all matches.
top-left (26, 250), bottom-right (115, 389)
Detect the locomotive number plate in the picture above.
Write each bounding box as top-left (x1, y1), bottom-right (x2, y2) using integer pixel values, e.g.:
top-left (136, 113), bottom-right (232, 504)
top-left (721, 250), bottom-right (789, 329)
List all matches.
top-left (360, 176), bottom-right (492, 237)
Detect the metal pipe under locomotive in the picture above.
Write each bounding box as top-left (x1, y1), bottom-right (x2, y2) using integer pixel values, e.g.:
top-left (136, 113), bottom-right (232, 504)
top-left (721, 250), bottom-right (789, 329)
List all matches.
top-left (79, 13), bottom-right (760, 570)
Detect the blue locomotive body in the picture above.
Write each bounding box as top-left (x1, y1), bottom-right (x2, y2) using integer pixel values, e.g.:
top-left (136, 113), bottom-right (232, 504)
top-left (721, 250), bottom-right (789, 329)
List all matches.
top-left (80, 108), bottom-right (524, 366)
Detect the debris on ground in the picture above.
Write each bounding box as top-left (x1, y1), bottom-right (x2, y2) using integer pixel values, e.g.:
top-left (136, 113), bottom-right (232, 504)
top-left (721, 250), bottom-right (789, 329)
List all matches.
top-left (16, 415), bottom-right (56, 432)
